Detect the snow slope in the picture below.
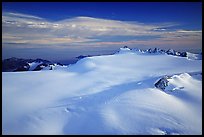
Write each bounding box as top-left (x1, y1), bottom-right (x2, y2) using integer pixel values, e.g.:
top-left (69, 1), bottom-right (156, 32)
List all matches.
top-left (28, 62), bottom-right (43, 71)
top-left (2, 48), bottom-right (202, 135)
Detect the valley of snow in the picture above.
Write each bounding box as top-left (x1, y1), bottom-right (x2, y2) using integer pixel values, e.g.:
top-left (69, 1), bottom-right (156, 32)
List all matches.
top-left (2, 48), bottom-right (202, 135)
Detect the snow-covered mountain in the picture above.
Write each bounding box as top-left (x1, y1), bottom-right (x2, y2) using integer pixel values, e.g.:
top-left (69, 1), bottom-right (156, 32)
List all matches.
top-left (2, 57), bottom-right (66, 72)
top-left (117, 46), bottom-right (202, 60)
top-left (2, 47), bottom-right (202, 135)
top-left (2, 47), bottom-right (202, 72)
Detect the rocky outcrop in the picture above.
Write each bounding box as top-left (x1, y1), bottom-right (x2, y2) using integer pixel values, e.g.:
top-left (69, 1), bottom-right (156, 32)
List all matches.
top-left (2, 57), bottom-right (30, 72)
top-left (154, 76), bottom-right (170, 91)
top-left (2, 58), bottom-right (52, 72)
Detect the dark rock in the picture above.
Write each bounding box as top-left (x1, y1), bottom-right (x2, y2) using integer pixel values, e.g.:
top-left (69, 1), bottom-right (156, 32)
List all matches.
top-left (14, 64), bottom-right (30, 72)
top-left (33, 58), bottom-right (51, 64)
top-left (147, 48), bottom-right (152, 53)
top-left (2, 57), bottom-right (52, 72)
top-left (57, 62), bottom-right (63, 66)
top-left (180, 52), bottom-right (187, 57)
top-left (166, 49), bottom-right (176, 55)
top-left (152, 48), bottom-right (158, 53)
top-left (155, 76), bottom-right (169, 91)
top-left (76, 55), bottom-right (91, 60)
top-left (2, 57), bottom-right (31, 72)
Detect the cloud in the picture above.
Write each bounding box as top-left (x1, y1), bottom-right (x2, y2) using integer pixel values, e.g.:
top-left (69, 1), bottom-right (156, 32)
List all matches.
top-left (2, 12), bottom-right (202, 50)
top-left (3, 12), bottom-right (43, 20)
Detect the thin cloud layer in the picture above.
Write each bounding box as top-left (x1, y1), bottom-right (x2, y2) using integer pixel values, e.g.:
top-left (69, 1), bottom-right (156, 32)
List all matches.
top-left (2, 12), bottom-right (202, 49)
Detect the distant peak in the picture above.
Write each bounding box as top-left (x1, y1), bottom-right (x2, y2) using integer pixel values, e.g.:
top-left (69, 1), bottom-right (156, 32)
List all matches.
top-left (116, 46), bottom-right (202, 60)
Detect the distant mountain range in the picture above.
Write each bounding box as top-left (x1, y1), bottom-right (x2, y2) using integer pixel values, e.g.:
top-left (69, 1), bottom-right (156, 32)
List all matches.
top-left (2, 58), bottom-right (63, 72)
top-left (119, 46), bottom-right (202, 60)
top-left (2, 47), bottom-right (202, 72)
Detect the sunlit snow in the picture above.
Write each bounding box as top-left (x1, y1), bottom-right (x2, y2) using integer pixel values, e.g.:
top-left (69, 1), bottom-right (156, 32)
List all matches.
top-left (2, 48), bottom-right (202, 135)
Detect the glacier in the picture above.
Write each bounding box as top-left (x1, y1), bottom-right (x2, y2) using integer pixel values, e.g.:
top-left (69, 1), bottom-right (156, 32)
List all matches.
top-left (2, 47), bottom-right (202, 135)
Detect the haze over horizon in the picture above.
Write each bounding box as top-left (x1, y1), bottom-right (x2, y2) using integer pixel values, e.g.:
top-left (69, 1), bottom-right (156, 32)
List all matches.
top-left (2, 2), bottom-right (202, 63)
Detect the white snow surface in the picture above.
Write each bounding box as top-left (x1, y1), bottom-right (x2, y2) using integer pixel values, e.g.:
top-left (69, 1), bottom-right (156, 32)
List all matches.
top-left (2, 49), bottom-right (202, 135)
top-left (186, 52), bottom-right (202, 60)
top-left (41, 64), bottom-right (68, 71)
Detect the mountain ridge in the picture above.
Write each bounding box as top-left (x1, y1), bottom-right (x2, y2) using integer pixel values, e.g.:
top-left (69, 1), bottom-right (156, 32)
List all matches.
top-left (2, 46), bottom-right (202, 72)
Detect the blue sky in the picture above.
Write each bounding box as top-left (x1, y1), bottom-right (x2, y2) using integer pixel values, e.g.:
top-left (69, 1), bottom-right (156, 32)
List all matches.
top-left (2, 2), bottom-right (202, 62)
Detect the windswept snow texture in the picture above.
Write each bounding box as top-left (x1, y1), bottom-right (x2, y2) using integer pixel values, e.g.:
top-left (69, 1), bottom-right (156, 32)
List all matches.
top-left (2, 48), bottom-right (202, 135)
